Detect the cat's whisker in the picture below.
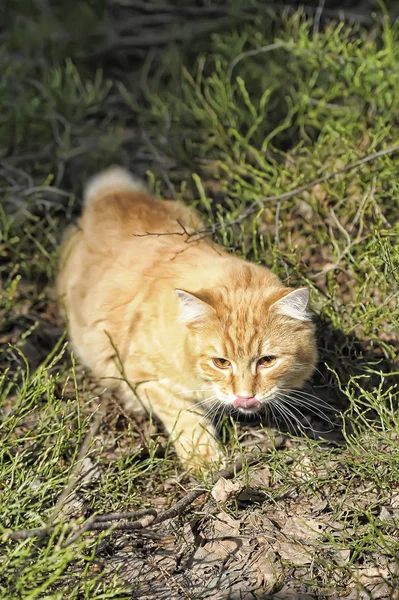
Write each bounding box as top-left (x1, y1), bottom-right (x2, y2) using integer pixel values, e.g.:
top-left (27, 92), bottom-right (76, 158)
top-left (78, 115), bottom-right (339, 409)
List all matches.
top-left (267, 402), bottom-right (278, 428)
top-left (275, 391), bottom-right (330, 420)
top-left (287, 394), bottom-right (331, 409)
top-left (269, 401), bottom-right (292, 434)
top-left (280, 388), bottom-right (336, 411)
top-left (288, 387), bottom-right (326, 399)
top-left (303, 363), bottom-right (325, 378)
top-left (286, 405), bottom-right (315, 433)
top-left (277, 397), bottom-right (317, 429)
top-left (277, 393), bottom-right (333, 416)
top-left (274, 393), bottom-right (336, 431)
top-left (273, 398), bottom-right (314, 433)
top-left (283, 402), bottom-right (335, 434)
top-left (194, 404), bottom-right (221, 430)
top-left (267, 398), bottom-right (291, 432)
top-left (287, 403), bottom-right (334, 424)
top-left (198, 400), bottom-right (219, 416)
top-left (270, 399), bottom-right (297, 435)
top-left (281, 397), bottom-right (337, 423)
top-left (284, 396), bottom-right (335, 419)
top-left (214, 405), bottom-right (227, 431)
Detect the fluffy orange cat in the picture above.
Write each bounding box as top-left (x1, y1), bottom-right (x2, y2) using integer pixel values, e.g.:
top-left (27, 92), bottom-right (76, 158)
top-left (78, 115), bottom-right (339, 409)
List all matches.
top-left (57, 167), bottom-right (317, 468)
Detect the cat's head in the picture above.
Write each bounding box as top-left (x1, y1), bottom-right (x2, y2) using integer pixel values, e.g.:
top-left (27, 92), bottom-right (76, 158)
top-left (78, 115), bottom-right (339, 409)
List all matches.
top-left (176, 284), bottom-right (317, 414)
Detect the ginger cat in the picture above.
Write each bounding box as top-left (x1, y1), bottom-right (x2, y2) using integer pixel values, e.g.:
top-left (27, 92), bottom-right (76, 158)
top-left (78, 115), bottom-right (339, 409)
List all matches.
top-left (57, 167), bottom-right (317, 468)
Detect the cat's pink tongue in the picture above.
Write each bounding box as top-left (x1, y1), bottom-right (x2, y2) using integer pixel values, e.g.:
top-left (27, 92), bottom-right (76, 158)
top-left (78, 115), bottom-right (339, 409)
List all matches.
top-left (233, 396), bottom-right (260, 409)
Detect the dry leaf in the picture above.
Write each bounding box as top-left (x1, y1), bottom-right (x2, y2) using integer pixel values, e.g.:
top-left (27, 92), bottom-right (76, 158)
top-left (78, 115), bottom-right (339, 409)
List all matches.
top-left (333, 547), bottom-right (351, 566)
top-left (355, 567), bottom-right (393, 599)
top-left (278, 540), bottom-right (313, 565)
top-left (281, 516), bottom-right (326, 541)
top-left (194, 511), bottom-right (241, 562)
top-left (211, 477), bottom-right (243, 503)
top-left (247, 466), bottom-right (270, 488)
top-left (379, 505), bottom-right (399, 524)
top-left (254, 551), bottom-right (283, 592)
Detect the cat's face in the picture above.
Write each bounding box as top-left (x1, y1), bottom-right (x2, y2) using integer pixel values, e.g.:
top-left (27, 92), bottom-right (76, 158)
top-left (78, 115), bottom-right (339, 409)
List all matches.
top-left (176, 286), bottom-right (317, 414)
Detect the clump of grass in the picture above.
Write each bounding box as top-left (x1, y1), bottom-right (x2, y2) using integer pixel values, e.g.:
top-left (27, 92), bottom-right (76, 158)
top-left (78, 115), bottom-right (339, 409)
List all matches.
top-left (1, 1), bottom-right (399, 597)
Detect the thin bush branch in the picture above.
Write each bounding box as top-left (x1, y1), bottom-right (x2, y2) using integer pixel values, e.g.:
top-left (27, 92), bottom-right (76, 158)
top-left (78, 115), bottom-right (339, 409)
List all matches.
top-left (133, 143), bottom-right (399, 241)
top-left (227, 41), bottom-right (287, 79)
top-left (81, 17), bottom-right (236, 60)
top-left (222, 142), bottom-right (399, 231)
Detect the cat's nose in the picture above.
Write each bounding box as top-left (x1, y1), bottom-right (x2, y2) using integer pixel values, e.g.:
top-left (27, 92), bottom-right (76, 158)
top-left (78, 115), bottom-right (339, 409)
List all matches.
top-left (233, 395), bottom-right (261, 409)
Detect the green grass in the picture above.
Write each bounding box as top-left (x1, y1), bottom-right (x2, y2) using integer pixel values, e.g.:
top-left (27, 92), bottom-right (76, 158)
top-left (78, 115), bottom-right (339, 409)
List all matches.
top-left (1, 2), bottom-right (399, 598)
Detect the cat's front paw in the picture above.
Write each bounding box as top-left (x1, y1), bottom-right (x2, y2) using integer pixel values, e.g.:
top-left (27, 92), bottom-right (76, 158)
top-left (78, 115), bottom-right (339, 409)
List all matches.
top-left (174, 429), bottom-right (223, 470)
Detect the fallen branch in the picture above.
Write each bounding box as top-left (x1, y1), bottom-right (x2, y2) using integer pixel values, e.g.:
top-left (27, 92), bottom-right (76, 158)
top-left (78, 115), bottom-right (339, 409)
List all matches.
top-left (2, 454), bottom-right (260, 547)
top-left (2, 453), bottom-right (260, 544)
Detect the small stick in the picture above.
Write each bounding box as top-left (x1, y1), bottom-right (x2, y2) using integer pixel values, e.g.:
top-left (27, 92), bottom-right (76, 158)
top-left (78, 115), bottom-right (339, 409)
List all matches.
top-left (94, 509), bottom-right (157, 523)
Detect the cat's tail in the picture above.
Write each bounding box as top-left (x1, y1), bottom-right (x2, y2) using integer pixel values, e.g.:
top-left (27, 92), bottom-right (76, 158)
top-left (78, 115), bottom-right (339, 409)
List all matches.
top-left (84, 166), bottom-right (146, 206)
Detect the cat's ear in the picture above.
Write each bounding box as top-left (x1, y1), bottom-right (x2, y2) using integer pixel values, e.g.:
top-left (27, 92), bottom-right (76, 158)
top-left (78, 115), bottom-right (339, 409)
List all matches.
top-left (272, 288), bottom-right (312, 322)
top-left (175, 289), bottom-right (215, 326)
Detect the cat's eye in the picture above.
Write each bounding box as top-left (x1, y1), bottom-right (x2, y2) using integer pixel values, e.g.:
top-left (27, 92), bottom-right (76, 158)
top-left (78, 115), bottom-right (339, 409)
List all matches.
top-left (257, 356), bottom-right (277, 368)
top-left (212, 357), bottom-right (231, 369)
